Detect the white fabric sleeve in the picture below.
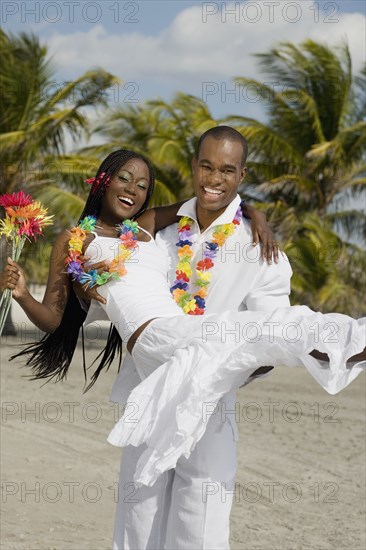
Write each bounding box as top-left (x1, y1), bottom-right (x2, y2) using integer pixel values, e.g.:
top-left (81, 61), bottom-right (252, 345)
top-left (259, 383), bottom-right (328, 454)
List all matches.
top-left (154, 228), bottom-right (169, 251)
top-left (155, 225), bottom-right (176, 255)
top-left (244, 252), bottom-right (293, 311)
top-left (84, 299), bottom-right (109, 325)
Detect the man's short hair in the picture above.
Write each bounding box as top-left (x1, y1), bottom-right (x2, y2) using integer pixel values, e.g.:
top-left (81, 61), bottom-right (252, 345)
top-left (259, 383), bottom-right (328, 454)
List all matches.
top-left (195, 126), bottom-right (248, 166)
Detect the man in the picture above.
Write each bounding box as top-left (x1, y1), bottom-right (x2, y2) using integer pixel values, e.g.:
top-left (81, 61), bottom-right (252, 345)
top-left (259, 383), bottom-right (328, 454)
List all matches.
top-left (100, 126), bottom-right (292, 549)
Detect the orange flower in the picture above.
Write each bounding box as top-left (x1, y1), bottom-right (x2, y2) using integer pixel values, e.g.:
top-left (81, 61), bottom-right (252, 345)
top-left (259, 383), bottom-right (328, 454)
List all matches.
top-left (172, 288), bottom-right (186, 300)
top-left (109, 258), bottom-right (127, 276)
top-left (194, 287), bottom-right (208, 299)
top-left (70, 227), bottom-right (87, 240)
top-left (212, 231), bottom-right (227, 246)
top-left (178, 245), bottom-right (193, 258)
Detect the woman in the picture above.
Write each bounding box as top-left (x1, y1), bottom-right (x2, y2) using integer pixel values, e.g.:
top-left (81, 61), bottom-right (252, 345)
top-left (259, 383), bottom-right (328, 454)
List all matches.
top-left (0, 148), bottom-right (276, 386)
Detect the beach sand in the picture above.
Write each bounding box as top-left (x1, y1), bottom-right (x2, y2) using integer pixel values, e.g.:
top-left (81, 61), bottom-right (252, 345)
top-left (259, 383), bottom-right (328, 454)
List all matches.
top-left (1, 316), bottom-right (365, 550)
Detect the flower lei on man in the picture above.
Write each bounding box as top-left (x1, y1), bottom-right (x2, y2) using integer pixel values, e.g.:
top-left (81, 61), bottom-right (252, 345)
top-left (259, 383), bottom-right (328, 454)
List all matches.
top-left (66, 217), bottom-right (139, 288)
top-left (170, 207), bottom-right (242, 315)
top-left (0, 191), bottom-right (53, 335)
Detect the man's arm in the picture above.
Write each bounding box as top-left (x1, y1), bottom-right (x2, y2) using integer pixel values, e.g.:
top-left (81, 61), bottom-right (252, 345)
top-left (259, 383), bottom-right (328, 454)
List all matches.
top-left (242, 253), bottom-right (292, 378)
top-left (241, 201), bottom-right (279, 264)
top-left (137, 202), bottom-right (186, 236)
top-left (139, 200), bottom-right (279, 263)
top-left (244, 252), bottom-right (293, 311)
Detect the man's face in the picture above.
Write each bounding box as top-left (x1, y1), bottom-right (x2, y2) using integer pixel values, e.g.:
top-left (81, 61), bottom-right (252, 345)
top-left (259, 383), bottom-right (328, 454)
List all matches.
top-left (192, 137), bottom-right (247, 213)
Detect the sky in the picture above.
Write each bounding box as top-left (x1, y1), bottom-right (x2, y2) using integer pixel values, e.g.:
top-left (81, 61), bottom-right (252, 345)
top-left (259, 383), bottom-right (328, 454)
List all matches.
top-left (2, 0), bottom-right (365, 123)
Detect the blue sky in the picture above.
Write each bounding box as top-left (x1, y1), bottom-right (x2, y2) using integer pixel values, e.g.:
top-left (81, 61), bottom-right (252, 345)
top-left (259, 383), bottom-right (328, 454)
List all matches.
top-left (3, 1), bottom-right (365, 35)
top-left (2, 1), bottom-right (365, 123)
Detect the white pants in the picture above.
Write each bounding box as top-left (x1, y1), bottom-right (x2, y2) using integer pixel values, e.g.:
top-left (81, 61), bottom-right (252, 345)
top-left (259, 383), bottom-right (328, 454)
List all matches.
top-left (113, 406), bottom-right (237, 550)
top-left (109, 308), bottom-right (365, 487)
top-left (109, 306), bottom-right (365, 547)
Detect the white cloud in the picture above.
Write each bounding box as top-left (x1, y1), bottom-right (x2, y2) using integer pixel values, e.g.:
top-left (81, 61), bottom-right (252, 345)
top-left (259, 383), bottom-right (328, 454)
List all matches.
top-left (44, 2), bottom-right (365, 150)
top-left (46, 1), bottom-right (365, 126)
top-left (48, 2), bottom-right (365, 85)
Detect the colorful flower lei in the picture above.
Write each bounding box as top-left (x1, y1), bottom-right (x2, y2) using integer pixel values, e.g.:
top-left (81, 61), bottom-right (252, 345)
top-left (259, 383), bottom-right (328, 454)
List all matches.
top-left (66, 216), bottom-right (139, 288)
top-left (170, 207), bottom-right (242, 315)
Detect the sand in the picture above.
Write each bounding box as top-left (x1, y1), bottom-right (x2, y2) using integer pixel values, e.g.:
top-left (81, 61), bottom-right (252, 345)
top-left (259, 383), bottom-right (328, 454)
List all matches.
top-left (1, 318), bottom-right (365, 550)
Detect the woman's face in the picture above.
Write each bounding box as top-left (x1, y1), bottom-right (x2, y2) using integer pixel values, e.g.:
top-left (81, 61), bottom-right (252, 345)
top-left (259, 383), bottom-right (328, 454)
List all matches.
top-left (100, 157), bottom-right (150, 223)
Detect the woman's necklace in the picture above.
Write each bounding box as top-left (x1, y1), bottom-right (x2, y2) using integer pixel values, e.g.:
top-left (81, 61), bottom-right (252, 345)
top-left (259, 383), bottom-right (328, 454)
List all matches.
top-left (170, 207), bottom-right (242, 314)
top-left (66, 216), bottom-right (139, 287)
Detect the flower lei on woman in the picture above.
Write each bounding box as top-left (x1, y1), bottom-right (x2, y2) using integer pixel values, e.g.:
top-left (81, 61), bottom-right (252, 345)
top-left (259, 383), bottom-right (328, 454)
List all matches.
top-left (170, 207), bottom-right (242, 315)
top-left (66, 216), bottom-right (139, 288)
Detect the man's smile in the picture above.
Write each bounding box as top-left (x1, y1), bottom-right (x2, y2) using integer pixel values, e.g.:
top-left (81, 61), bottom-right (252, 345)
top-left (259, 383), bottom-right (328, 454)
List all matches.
top-left (202, 187), bottom-right (225, 198)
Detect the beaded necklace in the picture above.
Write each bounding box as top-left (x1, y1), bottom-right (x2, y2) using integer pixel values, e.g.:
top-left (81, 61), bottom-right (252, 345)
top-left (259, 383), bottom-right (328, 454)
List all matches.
top-left (66, 216), bottom-right (139, 288)
top-left (170, 206), bottom-right (242, 314)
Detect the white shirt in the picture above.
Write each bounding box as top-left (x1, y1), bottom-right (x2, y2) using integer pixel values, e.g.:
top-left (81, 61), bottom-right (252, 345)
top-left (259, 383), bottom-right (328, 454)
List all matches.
top-left (157, 195), bottom-right (292, 313)
top-left (109, 195), bottom-right (293, 432)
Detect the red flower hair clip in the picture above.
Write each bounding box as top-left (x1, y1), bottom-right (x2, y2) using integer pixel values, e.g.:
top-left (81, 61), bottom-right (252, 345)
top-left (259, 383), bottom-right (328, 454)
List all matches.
top-left (84, 177), bottom-right (96, 185)
top-left (84, 172), bottom-right (111, 193)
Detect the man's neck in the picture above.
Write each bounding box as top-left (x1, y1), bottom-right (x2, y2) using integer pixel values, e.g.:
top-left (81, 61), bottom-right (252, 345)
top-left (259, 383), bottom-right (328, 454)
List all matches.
top-left (196, 204), bottom-right (226, 231)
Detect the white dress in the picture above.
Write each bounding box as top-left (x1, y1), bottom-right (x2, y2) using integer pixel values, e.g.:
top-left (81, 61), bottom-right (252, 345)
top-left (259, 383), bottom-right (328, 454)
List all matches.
top-left (86, 233), bottom-right (366, 487)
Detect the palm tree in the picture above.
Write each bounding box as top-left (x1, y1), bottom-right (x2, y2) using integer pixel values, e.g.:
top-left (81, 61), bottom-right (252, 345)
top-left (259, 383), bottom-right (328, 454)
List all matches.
top-left (90, 93), bottom-right (219, 200)
top-left (226, 40), bottom-right (365, 315)
top-left (0, 29), bottom-right (118, 332)
top-left (63, 39), bottom-right (364, 316)
top-left (285, 214), bottom-right (365, 316)
top-left (0, 28), bottom-right (120, 227)
top-left (228, 40), bottom-right (365, 231)
top-left (0, 29), bottom-right (118, 213)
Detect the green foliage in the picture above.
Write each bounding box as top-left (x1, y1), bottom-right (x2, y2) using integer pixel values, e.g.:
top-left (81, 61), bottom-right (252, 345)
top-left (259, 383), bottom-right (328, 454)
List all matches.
top-left (0, 29), bottom-right (118, 280)
top-left (91, 93), bottom-right (219, 199)
top-left (86, 40), bottom-right (365, 315)
top-left (0, 29), bottom-right (118, 191)
top-left (228, 40), bottom-right (365, 315)
top-left (1, 31), bottom-right (364, 315)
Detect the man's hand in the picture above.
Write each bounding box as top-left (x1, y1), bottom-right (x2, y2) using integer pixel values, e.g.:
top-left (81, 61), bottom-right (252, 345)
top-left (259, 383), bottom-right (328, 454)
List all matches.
top-left (73, 257), bottom-right (109, 305)
top-left (241, 202), bottom-right (279, 264)
top-left (250, 211), bottom-right (279, 265)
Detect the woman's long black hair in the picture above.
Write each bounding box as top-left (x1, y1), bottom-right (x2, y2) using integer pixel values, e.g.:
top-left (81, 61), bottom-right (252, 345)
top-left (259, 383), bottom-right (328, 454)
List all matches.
top-left (10, 149), bottom-right (155, 390)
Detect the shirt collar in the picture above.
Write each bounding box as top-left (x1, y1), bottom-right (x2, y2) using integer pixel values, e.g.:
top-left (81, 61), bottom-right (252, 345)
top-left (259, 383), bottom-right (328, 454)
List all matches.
top-left (177, 195), bottom-right (242, 234)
